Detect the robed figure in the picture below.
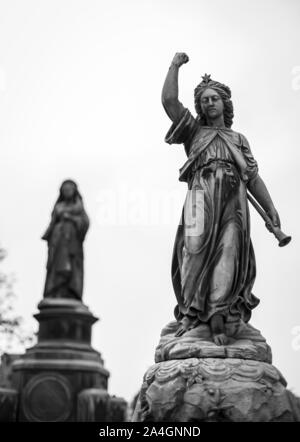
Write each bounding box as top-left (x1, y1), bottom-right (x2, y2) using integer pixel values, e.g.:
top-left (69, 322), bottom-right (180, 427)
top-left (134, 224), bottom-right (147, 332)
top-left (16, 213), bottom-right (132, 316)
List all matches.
top-left (42, 179), bottom-right (89, 300)
top-left (162, 53), bottom-right (281, 344)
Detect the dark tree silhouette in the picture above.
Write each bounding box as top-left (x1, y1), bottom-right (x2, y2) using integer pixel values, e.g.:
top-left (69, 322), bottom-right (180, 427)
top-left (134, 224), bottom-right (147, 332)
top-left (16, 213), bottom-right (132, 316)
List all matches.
top-left (0, 246), bottom-right (35, 356)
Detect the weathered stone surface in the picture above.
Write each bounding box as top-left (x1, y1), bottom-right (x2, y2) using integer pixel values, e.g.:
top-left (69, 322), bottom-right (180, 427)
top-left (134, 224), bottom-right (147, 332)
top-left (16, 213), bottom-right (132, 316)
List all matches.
top-left (133, 358), bottom-right (300, 422)
top-left (77, 388), bottom-right (110, 421)
top-left (77, 389), bottom-right (127, 422)
top-left (155, 320), bottom-right (272, 364)
top-left (133, 319), bottom-right (300, 422)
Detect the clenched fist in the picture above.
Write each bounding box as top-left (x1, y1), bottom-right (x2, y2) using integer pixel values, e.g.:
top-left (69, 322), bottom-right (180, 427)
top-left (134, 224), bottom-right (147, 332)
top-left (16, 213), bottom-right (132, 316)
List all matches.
top-left (171, 52), bottom-right (189, 68)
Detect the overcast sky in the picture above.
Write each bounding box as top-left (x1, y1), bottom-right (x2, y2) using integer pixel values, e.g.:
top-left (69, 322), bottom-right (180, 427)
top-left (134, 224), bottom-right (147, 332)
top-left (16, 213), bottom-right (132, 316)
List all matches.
top-left (0, 0), bottom-right (299, 403)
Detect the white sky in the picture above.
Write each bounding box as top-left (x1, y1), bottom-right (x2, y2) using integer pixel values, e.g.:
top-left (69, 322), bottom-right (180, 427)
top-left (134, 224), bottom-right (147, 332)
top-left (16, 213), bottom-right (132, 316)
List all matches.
top-left (0, 0), bottom-right (300, 403)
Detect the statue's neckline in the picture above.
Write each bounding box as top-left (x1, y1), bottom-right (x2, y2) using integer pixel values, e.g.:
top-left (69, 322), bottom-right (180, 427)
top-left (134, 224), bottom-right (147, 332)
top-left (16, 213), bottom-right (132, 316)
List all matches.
top-left (201, 125), bottom-right (232, 131)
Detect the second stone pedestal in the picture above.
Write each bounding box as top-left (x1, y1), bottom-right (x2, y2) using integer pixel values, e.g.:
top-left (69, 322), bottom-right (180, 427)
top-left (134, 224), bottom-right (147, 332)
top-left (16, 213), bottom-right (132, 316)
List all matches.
top-left (12, 298), bottom-right (116, 422)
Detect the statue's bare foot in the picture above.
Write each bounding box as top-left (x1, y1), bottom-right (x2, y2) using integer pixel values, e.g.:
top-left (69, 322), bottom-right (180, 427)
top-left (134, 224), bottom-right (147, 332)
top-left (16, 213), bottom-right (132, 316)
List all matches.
top-left (210, 314), bottom-right (229, 346)
top-left (175, 316), bottom-right (197, 337)
top-left (175, 325), bottom-right (187, 337)
top-left (213, 333), bottom-right (229, 346)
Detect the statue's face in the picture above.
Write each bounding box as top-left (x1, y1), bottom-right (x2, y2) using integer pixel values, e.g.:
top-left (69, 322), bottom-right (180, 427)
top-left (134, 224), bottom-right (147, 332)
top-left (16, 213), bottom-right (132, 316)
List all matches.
top-left (61, 182), bottom-right (76, 201)
top-left (200, 88), bottom-right (224, 121)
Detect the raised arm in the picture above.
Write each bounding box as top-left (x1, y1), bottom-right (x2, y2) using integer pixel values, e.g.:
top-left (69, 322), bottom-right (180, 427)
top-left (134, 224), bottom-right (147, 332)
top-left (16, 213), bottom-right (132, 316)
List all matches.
top-left (161, 52), bottom-right (189, 122)
top-left (247, 174), bottom-right (281, 229)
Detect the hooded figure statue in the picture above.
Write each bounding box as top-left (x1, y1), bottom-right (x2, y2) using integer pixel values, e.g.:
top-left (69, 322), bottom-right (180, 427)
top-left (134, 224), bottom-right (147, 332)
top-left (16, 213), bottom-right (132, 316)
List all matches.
top-left (42, 179), bottom-right (89, 300)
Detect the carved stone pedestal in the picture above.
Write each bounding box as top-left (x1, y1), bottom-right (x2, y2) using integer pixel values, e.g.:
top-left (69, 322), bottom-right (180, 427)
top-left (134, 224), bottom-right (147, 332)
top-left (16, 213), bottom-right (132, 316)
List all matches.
top-left (133, 321), bottom-right (300, 422)
top-left (77, 389), bottom-right (127, 422)
top-left (11, 298), bottom-right (125, 422)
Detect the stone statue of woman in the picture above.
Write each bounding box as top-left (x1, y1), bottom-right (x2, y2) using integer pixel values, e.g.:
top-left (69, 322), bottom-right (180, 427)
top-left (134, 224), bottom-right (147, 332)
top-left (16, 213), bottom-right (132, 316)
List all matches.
top-left (42, 179), bottom-right (89, 300)
top-left (162, 53), bottom-right (282, 345)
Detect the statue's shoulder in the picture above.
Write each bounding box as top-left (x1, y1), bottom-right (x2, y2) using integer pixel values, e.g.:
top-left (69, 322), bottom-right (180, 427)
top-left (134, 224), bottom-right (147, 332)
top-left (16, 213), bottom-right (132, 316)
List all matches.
top-left (53, 202), bottom-right (63, 212)
top-left (229, 129), bottom-right (250, 147)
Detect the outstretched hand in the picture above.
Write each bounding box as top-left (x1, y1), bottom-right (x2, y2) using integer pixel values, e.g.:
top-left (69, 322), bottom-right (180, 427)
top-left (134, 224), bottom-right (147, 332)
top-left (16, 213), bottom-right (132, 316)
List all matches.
top-left (171, 52), bottom-right (189, 68)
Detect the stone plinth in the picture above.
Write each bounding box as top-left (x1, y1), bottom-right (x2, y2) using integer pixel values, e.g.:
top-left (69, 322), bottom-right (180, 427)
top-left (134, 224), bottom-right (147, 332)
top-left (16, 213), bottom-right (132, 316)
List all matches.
top-left (12, 298), bottom-right (111, 422)
top-left (155, 320), bottom-right (272, 363)
top-left (133, 320), bottom-right (300, 422)
top-left (77, 389), bottom-right (127, 422)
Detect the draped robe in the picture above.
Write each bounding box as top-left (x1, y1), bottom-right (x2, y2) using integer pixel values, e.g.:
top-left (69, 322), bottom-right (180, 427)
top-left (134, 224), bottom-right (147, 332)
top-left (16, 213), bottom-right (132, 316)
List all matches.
top-left (165, 108), bottom-right (260, 324)
top-left (42, 198), bottom-right (89, 300)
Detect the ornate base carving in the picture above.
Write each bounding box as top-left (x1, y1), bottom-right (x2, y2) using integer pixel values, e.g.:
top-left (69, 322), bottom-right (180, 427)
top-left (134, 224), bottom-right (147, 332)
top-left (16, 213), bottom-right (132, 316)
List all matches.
top-left (133, 320), bottom-right (300, 422)
top-left (77, 389), bottom-right (127, 422)
top-left (155, 320), bottom-right (272, 363)
top-left (133, 358), bottom-right (300, 422)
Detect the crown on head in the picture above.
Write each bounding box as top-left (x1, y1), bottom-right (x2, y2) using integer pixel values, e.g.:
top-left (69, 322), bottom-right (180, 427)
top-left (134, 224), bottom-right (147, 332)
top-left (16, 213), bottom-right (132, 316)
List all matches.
top-left (201, 73), bottom-right (212, 84)
top-left (195, 74), bottom-right (232, 100)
